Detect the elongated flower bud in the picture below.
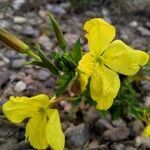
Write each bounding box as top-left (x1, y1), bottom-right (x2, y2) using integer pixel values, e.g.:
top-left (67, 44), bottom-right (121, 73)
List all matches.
top-left (0, 28), bottom-right (29, 53)
top-left (0, 28), bottom-right (40, 60)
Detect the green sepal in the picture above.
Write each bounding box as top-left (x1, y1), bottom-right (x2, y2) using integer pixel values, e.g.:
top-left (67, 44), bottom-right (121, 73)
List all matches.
top-left (53, 52), bottom-right (76, 72)
top-left (56, 72), bottom-right (75, 96)
top-left (48, 12), bottom-right (67, 51)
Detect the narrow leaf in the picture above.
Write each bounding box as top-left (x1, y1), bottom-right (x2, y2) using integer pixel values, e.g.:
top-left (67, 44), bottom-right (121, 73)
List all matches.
top-left (48, 12), bottom-right (67, 51)
top-left (71, 39), bottom-right (82, 64)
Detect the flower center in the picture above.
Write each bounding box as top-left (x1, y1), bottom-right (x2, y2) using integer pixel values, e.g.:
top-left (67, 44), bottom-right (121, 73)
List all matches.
top-left (96, 56), bottom-right (103, 65)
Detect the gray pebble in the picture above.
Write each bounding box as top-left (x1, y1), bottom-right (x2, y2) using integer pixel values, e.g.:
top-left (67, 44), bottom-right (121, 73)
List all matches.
top-left (129, 120), bottom-right (144, 137)
top-left (36, 70), bottom-right (50, 81)
top-left (12, 0), bottom-right (25, 10)
top-left (37, 35), bottom-right (53, 51)
top-left (94, 119), bottom-right (113, 135)
top-left (136, 136), bottom-right (150, 148)
top-left (13, 16), bottom-right (27, 24)
top-left (11, 59), bottom-right (26, 70)
top-left (66, 123), bottom-right (90, 148)
top-left (14, 81), bottom-right (27, 92)
top-left (137, 26), bottom-right (150, 36)
top-left (141, 80), bottom-right (150, 92)
top-left (102, 127), bottom-right (130, 141)
top-left (22, 26), bottom-right (39, 38)
top-left (0, 71), bottom-right (10, 88)
top-left (47, 4), bottom-right (66, 15)
top-left (112, 119), bottom-right (126, 127)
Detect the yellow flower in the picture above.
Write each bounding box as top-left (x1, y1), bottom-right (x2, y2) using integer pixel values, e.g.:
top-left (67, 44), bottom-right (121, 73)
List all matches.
top-left (78, 18), bottom-right (149, 110)
top-left (143, 124), bottom-right (150, 137)
top-left (2, 94), bottom-right (64, 150)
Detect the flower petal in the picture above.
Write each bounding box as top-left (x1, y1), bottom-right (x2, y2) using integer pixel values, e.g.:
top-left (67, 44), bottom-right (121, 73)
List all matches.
top-left (84, 18), bottom-right (115, 56)
top-left (90, 65), bottom-right (120, 110)
top-left (2, 94), bottom-right (50, 123)
top-left (78, 52), bottom-right (95, 76)
top-left (103, 40), bottom-right (149, 75)
top-left (78, 52), bottom-right (95, 91)
top-left (46, 109), bottom-right (65, 150)
top-left (143, 124), bottom-right (150, 137)
top-left (25, 111), bottom-right (48, 149)
top-left (79, 73), bottom-right (89, 91)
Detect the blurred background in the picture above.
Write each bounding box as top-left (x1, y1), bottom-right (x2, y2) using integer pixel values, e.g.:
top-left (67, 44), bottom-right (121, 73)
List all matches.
top-left (0, 0), bottom-right (150, 149)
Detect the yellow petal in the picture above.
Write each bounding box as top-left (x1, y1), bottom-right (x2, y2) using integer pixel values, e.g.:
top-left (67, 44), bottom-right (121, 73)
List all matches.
top-left (78, 52), bottom-right (95, 91)
top-left (25, 111), bottom-right (48, 149)
top-left (2, 94), bottom-right (50, 123)
top-left (103, 40), bottom-right (149, 75)
top-left (79, 73), bottom-right (89, 91)
top-left (143, 124), bottom-right (150, 137)
top-left (83, 18), bottom-right (115, 56)
top-left (90, 65), bottom-right (120, 110)
top-left (78, 52), bottom-right (95, 76)
top-left (46, 109), bottom-right (65, 150)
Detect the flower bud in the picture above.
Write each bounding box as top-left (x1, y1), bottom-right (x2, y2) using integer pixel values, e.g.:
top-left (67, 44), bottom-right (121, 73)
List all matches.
top-left (0, 28), bottom-right (40, 60)
top-left (0, 28), bottom-right (29, 53)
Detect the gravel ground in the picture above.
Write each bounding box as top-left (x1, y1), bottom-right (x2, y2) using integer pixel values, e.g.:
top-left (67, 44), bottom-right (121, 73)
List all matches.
top-left (0, 0), bottom-right (150, 149)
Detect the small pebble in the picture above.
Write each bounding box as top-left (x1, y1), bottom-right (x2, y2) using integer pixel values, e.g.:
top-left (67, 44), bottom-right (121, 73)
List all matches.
top-left (66, 123), bottom-right (89, 148)
top-left (11, 59), bottom-right (26, 70)
top-left (144, 96), bottom-right (150, 106)
top-left (22, 26), bottom-right (39, 37)
top-left (94, 119), bottom-right (113, 135)
top-left (112, 119), bottom-right (126, 127)
top-left (13, 16), bottom-right (27, 24)
top-left (129, 120), bottom-right (144, 137)
top-left (102, 127), bottom-right (130, 141)
top-left (37, 35), bottom-right (53, 51)
top-left (137, 26), bottom-right (150, 36)
top-left (141, 80), bottom-right (150, 92)
top-left (129, 21), bottom-right (138, 27)
top-left (14, 81), bottom-right (27, 92)
top-left (136, 136), bottom-right (150, 148)
top-left (0, 71), bottom-right (10, 88)
top-left (12, 0), bottom-right (25, 10)
top-left (47, 4), bottom-right (66, 15)
top-left (36, 70), bottom-right (50, 81)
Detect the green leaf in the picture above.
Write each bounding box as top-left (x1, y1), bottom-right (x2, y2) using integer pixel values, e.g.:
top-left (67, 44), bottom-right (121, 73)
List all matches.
top-left (70, 39), bottom-right (82, 65)
top-left (56, 73), bottom-right (74, 96)
top-left (48, 12), bottom-right (67, 51)
top-left (35, 44), bottom-right (59, 76)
